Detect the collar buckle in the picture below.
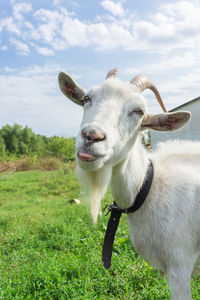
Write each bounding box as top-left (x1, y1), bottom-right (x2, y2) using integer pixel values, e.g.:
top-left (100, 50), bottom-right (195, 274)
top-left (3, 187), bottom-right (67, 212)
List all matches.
top-left (103, 204), bottom-right (110, 216)
top-left (103, 203), bottom-right (123, 216)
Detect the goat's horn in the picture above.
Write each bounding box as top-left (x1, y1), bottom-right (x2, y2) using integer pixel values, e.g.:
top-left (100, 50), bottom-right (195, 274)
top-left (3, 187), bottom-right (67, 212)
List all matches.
top-left (130, 74), bottom-right (167, 113)
top-left (105, 68), bottom-right (118, 79)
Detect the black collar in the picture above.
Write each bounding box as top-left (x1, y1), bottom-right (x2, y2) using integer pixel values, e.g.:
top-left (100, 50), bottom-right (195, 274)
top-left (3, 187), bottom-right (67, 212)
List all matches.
top-left (102, 160), bottom-right (154, 269)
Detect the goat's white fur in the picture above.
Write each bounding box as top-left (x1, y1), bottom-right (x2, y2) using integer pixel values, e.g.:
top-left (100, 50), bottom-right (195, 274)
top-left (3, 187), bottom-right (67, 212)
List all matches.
top-left (77, 164), bottom-right (112, 223)
top-left (58, 71), bottom-right (199, 300)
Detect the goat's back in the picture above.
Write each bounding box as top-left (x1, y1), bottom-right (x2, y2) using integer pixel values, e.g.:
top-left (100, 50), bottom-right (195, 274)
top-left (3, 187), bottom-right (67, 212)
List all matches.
top-left (152, 139), bottom-right (200, 168)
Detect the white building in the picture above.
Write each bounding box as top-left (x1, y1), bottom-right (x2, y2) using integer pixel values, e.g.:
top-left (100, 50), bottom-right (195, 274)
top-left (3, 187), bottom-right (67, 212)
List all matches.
top-left (151, 97), bottom-right (200, 149)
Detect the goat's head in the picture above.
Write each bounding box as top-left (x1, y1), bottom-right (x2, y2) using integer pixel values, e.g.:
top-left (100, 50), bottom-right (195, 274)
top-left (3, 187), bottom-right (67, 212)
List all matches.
top-left (59, 68), bottom-right (190, 171)
top-left (58, 69), bottom-right (190, 222)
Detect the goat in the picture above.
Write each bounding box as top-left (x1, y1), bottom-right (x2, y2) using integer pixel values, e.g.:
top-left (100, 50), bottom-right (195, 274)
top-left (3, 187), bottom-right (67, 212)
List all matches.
top-left (58, 68), bottom-right (200, 300)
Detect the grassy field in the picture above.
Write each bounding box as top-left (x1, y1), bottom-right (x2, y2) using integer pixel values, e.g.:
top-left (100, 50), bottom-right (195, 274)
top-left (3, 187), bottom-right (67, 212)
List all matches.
top-left (0, 164), bottom-right (199, 299)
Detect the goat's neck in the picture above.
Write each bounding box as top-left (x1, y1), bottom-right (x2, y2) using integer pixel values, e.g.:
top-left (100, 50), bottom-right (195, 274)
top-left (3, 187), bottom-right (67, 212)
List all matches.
top-left (110, 139), bottom-right (149, 210)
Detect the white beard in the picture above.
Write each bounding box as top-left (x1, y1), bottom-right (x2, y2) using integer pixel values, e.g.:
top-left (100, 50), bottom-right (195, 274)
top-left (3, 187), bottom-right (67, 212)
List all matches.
top-left (76, 164), bottom-right (112, 224)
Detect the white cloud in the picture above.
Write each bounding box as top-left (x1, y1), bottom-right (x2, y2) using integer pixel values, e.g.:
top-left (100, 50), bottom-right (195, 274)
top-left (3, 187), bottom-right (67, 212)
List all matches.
top-left (61, 17), bottom-right (87, 47)
top-left (124, 51), bottom-right (199, 75)
top-left (0, 17), bottom-right (21, 35)
top-left (1, 0), bottom-right (200, 55)
top-left (9, 38), bottom-right (30, 55)
top-left (1, 45), bottom-right (8, 50)
top-left (100, 0), bottom-right (125, 17)
top-left (33, 8), bottom-right (71, 46)
top-left (41, 1), bottom-right (200, 52)
top-left (13, 2), bottom-right (32, 21)
top-left (35, 45), bottom-right (55, 56)
top-left (37, 24), bottom-right (56, 43)
top-left (52, 0), bottom-right (64, 5)
top-left (0, 63), bottom-right (82, 136)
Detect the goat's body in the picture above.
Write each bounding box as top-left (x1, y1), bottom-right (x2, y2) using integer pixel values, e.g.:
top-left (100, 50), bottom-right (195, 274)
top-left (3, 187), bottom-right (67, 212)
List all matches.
top-left (111, 139), bottom-right (200, 299)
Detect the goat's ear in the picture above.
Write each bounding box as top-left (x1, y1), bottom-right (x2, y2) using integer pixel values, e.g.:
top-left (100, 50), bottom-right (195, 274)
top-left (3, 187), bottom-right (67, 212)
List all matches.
top-left (58, 72), bottom-right (86, 106)
top-left (141, 111), bottom-right (191, 131)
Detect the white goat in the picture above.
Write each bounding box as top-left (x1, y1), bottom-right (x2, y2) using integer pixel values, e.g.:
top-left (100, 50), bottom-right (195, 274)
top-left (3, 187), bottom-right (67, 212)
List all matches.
top-left (58, 68), bottom-right (200, 300)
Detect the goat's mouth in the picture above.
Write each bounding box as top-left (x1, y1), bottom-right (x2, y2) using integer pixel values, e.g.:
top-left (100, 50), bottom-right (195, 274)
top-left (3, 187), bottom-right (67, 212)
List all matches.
top-left (77, 151), bottom-right (98, 162)
top-left (76, 150), bottom-right (107, 170)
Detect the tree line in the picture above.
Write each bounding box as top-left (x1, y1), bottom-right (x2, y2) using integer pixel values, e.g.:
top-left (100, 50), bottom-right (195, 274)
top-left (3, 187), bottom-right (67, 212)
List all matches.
top-left (0, 124), bottom-right (75, 161)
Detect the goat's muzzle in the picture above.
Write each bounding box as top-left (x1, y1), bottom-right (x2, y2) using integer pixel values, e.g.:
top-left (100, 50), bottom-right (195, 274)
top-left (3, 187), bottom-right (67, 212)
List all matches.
top-left (77, 126), bottom-right (107, 163)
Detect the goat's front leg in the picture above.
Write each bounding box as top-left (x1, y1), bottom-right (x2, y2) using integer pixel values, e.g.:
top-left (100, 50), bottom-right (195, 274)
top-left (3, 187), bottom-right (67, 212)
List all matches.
top-left (167, 268), bottom-right (192, 300)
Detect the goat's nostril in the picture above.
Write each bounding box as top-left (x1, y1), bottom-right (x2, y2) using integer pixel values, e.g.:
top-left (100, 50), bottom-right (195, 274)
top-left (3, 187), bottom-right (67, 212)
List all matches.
top-left (93, 132), bottom-right (105, 141)
top-left (87, 135), bottom-right (92, 141)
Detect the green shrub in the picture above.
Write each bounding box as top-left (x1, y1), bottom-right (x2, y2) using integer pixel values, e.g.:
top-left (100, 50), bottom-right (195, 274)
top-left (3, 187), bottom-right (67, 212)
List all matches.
top-left (0, 137), bottom-right (6, 160)
top-left (47, 136), bottom-right (75, 161)
top-left (0, 124), bottom-right (75, 162)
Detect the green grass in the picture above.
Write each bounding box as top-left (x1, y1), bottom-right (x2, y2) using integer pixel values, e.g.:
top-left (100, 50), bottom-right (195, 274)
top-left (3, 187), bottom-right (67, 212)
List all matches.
top-left (0, 165), bottom-right (199, 299)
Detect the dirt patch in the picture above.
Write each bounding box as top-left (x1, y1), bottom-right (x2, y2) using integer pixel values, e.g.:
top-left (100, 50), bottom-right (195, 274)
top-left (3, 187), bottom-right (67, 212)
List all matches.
top-left (0, 157), bottom-right (65, 173)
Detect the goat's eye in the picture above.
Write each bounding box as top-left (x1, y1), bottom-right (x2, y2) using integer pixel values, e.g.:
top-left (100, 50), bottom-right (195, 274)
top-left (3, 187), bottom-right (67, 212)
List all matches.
top-left (128, 110), bottom-right (144, 117)
top-left (83, 95), bottom-right (91, 105)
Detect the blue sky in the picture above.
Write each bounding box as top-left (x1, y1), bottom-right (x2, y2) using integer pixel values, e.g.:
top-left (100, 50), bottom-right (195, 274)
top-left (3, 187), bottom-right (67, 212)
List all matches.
top-left (0, 0), bottom-right (200, 136)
